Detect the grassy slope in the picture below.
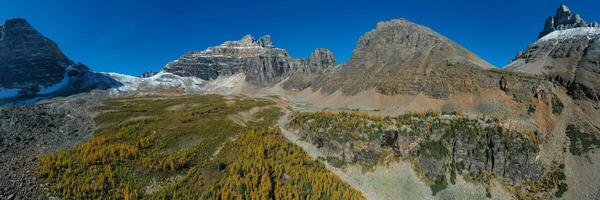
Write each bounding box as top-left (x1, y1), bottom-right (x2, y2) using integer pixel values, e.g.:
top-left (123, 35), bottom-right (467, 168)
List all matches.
top-left (37, 95), bottom-right (363, 199)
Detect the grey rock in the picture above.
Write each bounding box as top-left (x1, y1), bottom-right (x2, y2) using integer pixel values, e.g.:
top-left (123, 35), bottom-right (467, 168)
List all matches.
top-left (499, 76), bottom-right (509, 92)
top-left (140, 71), bottom-right (158, 78)
top-left (355, 149), bottom-right (378, 164)
top-left (258, 35), bottom-right (273, 48)
top-left (282, 48), bottom-right (337, 90)
top-left (0, 100), bottom-right (97, 199)
top-left (380, 129), bottom-right (399, 148)
top-left (308, 48), bottom-right (336, 73)
top-left (418, 157), bottom-right (445, 180)
top-left (451, 126), bottom-right (542, 184)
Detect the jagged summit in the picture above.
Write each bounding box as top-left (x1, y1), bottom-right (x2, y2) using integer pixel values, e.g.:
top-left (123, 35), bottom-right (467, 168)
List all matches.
top-left (508, 5), bottom-right (600, 101)
top-left (538, 4), bottom-right (599, 38)
top-left (2, 18), bottom-right (35, 32)
top-left (257, 35), bottom-right (273, 48)
top-left (220, 34), bottom-right (274, 48)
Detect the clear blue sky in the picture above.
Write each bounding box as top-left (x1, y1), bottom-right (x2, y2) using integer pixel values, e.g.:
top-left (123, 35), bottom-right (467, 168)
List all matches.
top-left (1, 0), bottom-right (598, 75)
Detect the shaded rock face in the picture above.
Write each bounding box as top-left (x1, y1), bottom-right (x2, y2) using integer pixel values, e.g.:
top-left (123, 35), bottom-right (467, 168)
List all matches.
top-left (0, 18), bottom-right (122, 105)
top-left (163, 35), bottom-right (335, 87)
top-left (282, 48), bottom-right (337, 90)
top-left (508, 5), bottom-right (600, 101)
top-left (308, 48), bottom-right (336, 73)
top-left (451, 127), bottom-right (542, 184)
top-left (0, 18), bottom-right (69, 88)
top-left (538, 4), bottom-right (599, 38)
top-left (313, 19), bottom-right (496, 98)
top-left (394, 123), bottom-right (542, 185)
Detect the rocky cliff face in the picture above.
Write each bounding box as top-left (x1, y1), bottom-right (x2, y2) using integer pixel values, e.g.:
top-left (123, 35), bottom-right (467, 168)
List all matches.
top-left (162, 35), bottom-right (335, 87)
top-left (282, 48), bottom-right (336, 90)
top-left (288, 112), bottom-right (553, 197)
top-left (0, 18), bottom-right (121, 104)
top-left (508, 5), bottom-right (600, 101)
top-left (0, 18), bottom-right (70, 89)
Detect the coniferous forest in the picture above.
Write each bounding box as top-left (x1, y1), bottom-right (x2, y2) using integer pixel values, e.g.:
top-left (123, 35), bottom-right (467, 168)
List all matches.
top-left (36, 95), bottom-right (364, 199)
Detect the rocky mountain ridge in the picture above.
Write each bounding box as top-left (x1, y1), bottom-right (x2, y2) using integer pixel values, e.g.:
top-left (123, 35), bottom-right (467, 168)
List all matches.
top-left (163, 34), bottom-right (336, 88)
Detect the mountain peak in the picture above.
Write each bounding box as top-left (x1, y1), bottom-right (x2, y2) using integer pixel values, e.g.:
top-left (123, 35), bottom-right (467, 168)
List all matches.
top-left (239, 34), bottom-right (256, 45)
top-left (0, 17), bottom-right (71, 89)
top-left (538, 4), bottom-right (598, 38)
top-left (258, 35), bottom-right (273, 48)
top-left (0, 17), bottom-right (121, 103)
top-left (558, 4), bottom-right (570, 13)
top-left (3, 18), bottom-right (32, 28)
top-left (1, 18), bottom-right (39, 40)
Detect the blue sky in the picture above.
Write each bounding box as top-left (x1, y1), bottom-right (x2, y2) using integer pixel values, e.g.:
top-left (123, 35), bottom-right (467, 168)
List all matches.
top-left (1, 0), bottom-right (599, 75)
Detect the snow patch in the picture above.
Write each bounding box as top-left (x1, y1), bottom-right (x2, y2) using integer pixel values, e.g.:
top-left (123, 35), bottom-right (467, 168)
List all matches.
top-left (538, 27), bottom-right (600, 42)
top-left (145, 71), bottom-right (205, 90)
top-left (203, 73), bottom-right (245, 91)
top-left (103, 72), bottom-right (142, 91)
top-left (38, 65), bottom-right (77, 95)
top-left (191, 54), bottom-right (232, 58)
top-left (104, 71), bottom-right (206, 93)
top-left (104, 70), bottom-right (247, 95)
top-left (216, 45), bottom-right (263, 49)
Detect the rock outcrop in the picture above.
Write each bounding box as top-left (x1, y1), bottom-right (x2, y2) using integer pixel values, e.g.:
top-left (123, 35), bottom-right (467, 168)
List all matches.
top-left (508, 5), bottom-right (600, 101)
top-left (308, 48), bottom-right (336, 72)
top-left (0, 18), bottom-right (121, 105)
top-left (162, 35), bottom-right (335, 87)
top-left (282, 48), bottom-right (336, 90)
top-left (140, 71), bottom-right (158, 78)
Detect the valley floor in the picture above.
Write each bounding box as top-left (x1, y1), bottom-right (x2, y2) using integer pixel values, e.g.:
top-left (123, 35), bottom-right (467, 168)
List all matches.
top-left (2, 93), bottom-right (600, 200)
top-left (31, 95), bottom-right (363, 199)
